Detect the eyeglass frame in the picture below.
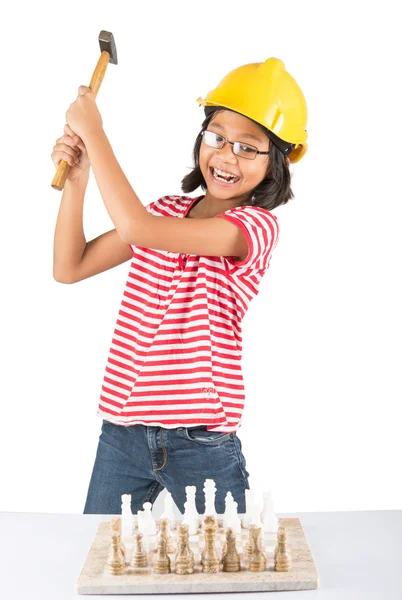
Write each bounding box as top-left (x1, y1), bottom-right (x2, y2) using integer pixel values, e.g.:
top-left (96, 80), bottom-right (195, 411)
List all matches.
top-left (201, 129), bottom-right (270, 160)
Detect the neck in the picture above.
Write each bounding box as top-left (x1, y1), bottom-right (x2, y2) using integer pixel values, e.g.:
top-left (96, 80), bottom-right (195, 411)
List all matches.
top-left (196, 190), bottom-right (250, 218)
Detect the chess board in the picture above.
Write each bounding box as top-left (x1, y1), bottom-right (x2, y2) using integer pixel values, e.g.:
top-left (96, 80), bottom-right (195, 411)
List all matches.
top-left (77, 516), bottom-right (319, 594)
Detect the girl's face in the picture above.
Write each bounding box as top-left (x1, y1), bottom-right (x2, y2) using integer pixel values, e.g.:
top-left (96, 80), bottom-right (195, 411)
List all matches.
top-left (199, 109), bottom-right (270, 204)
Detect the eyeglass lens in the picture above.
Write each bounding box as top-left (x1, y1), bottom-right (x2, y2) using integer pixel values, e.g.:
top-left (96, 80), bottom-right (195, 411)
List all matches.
top-left (203, 130), bottom-right (257, 159)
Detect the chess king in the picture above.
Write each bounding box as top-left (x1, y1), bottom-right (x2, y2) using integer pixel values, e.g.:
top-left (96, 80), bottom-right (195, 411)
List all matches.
top-left (58, 57), bottom-right (308, 516)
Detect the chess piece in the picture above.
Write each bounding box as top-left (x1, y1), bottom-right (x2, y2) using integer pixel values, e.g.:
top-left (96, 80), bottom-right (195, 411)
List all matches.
top-left (160, 491), bottom-right (176, 530)
top-left (201, 514), bottom-right (218, 543)
top-left (111, 517), bottom-right (122, 537)
top-left (261, 491), bottom-right (279, 533)
top-left (225, 497), bottom-right (242, 534)
top-left (140, 502), bottom-right (157, 535)
top-left (203, 479), bottom-right (217, 518)
top-left (241, 488), bottom-right (255, 528)
top-left (250, 503), bottom-right (263, 529)
top-left (137, 510), bottom-right (150, 552)
top-left (201, 515), bottom-right (220, 573)
top-left (222, 528), bottom-right (241, 572)
top-left (131, 532), bottom-right (148, 568)
top-left (107, 532), bottom-right (126, 575)
top-left (182, 485), bottom-right (200, 533)
top-left (248, 526), bottom-right (266, 572)
top-left (245, 523), bottom-right (259, 556)
top-left (223, 492), bottom-right (235, 528)
top-left (152, 535), bottom-right (171, 574)
top-left (274, 526), bottom-right (292, 572)
top-left (158, 518), bottom-right (175, 553)
top-left (175, 523), bottom-right (195, 574)
top-left (121, 494), bottom-right (133, 542)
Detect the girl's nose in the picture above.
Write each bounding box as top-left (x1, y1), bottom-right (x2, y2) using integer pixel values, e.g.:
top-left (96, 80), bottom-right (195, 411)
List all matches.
top-left (218, 142), bottom-right (238, 163)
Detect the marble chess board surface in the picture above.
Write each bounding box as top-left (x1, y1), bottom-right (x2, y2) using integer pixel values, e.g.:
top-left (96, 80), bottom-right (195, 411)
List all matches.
top-left (77, 515), bottom-right (320, 594)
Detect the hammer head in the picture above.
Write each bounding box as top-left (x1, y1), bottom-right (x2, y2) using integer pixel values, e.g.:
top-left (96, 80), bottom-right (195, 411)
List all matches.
top-left (98, 30), bottom-right (118, 65)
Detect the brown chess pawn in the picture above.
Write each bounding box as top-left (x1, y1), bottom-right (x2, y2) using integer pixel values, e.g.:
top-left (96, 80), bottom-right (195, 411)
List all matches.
top-left (221, 524), bottom-right (229, 556)
top-left (274, 526), bottom-right (292, 572)
top-left (248, 527), bottom-right (266, 572)
top-left (107, 532), bottom-right (126, 575)
top-left (273, 525), bottom-right (287, 560)
top-left (152, 535), bottom-right (171, 574)
top-left (245, 523), bottom-right (259, 556)
top-left (201, 517), bottom-right (220, 573)
top-left (158, 517), bottom-right (175, 554)
top-left (175, 522), bottom-right (195, 575)
top-left (131, 532), bottom-right (148, 568)
top-left (222, 528), bottom-right (241, 572)
top-left (111, 517), bottom-right (122, 537)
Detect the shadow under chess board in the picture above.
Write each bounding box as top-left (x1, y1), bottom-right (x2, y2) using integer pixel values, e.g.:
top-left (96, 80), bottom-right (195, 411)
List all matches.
top-left (77, 517), bottom-right (320, 594)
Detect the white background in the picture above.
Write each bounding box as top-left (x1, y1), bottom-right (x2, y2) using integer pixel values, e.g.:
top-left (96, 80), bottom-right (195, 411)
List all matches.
top-left (1, 0), bottom-right (401, 514)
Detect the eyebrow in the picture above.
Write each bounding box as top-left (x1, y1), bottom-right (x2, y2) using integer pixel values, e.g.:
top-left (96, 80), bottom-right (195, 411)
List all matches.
top-left (209, 122), bottom-right (264, 143)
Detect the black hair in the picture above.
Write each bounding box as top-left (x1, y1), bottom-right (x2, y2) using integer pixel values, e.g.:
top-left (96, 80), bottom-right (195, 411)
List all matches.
top-left (180, 107), bottom-right (295, 211)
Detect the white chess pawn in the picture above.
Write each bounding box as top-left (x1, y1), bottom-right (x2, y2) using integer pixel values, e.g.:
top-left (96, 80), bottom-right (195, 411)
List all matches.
top-left (160, 491), bottom-right (176, 530)
top-left (137, 508), bottom-right (144, 529)
top-left (182, 501), bottom-right (199, 535)
top-left (121, 494), bottom-right (133, 542)
top-left (241, 488), bottom-right (255, 528)
top-left (137, 509), bottom-right (150, 552)
top-left (141, 530), bottom-right (151, 554)
top-left (250, 503), bottom-right (263, 529)
top-left (261, 491), bottom-right (279, 533)
top-left (141, 501), bottom-right (157, 536)
top-left (226, 499), bottom-right (242, 534)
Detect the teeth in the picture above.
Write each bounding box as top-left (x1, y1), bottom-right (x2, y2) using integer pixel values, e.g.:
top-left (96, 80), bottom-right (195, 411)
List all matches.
top-left (212, 167), bottom-right (239, 182)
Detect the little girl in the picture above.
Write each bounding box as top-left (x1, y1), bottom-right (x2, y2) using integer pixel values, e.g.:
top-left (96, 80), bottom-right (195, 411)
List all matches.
top-left (52, 57), bottom-right (308, 516)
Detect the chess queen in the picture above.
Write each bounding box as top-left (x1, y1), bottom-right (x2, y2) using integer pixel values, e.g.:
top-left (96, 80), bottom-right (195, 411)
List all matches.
top-left (54, 58), bottom-right (308, 516)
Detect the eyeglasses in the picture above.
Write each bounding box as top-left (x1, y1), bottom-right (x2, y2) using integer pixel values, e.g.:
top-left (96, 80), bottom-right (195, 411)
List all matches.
top-left (201, 129), bottom-right (270, 160)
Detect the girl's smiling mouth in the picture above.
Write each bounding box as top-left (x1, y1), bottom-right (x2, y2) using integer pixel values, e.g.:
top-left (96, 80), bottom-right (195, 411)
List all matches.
top-left (209, 166), bottom-right (241, 186)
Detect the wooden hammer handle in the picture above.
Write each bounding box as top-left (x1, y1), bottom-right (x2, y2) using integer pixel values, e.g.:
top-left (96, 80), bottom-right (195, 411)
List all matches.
top-left (51, 51), bottom-right (111, 191)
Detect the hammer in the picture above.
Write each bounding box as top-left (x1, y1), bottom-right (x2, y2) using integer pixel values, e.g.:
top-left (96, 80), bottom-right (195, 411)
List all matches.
top-left (51, 30), bottom-right (118, 191)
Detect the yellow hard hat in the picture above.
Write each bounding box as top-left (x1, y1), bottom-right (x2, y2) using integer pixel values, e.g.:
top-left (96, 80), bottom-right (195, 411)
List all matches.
top-left (196, 57), bottom-right (308, 163)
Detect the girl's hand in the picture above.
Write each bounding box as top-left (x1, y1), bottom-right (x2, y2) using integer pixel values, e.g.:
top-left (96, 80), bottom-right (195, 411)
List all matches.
top-left (51, 124), bottom-right (90, 181)
top-left (65, 85), bottom-right (103, 141)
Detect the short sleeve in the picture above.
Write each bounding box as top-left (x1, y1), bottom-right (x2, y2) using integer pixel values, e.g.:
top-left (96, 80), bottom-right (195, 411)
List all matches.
top-left (214, 206), bottom-right (280, 271)
top-left (145, 200), bottom-right (156, 214)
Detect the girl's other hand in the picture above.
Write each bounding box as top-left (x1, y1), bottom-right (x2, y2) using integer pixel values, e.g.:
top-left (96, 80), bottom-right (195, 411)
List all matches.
top-left (51, 124), bottom-right (90, 181)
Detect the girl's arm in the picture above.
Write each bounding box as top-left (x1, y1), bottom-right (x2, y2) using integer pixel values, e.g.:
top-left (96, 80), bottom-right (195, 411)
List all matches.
top-left (53, 176), bottom-right (88, 282)
top-left (53, 176), bottom-right (132, 284)
top-left (57, 229), bottom-right (133, 284)
top-left (123, 213), bottom-right (249, 262)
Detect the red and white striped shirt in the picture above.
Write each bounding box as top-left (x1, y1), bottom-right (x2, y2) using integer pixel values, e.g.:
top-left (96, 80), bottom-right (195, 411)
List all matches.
top-left (96, 194), bottom-right (280, 432)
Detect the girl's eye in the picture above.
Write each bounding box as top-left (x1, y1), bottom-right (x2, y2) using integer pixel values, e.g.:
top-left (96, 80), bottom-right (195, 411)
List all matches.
top-left (240, 145), bottom-right (254, 153)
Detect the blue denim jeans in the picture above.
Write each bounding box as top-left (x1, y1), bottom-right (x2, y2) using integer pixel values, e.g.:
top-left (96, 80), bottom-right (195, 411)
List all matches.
top-left (83, 420), bottom-right (250, 515)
